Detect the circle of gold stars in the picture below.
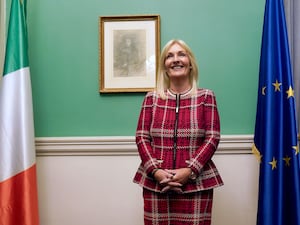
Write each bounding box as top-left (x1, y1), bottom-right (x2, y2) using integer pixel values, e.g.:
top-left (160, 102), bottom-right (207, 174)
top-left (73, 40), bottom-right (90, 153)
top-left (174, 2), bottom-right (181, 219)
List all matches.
top-left (255, 78), bottom-right (298, 170)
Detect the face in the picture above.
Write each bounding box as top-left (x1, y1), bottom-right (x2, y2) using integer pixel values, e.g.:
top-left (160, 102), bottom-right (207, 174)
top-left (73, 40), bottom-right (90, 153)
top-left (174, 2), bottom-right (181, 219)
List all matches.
top-left (164, 43), bottom-right (191, 79)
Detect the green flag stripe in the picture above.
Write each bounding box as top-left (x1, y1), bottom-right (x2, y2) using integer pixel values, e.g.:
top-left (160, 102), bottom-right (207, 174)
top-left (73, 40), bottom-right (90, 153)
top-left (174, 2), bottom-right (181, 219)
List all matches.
top-left (3, 0), bottom-right (28, 76)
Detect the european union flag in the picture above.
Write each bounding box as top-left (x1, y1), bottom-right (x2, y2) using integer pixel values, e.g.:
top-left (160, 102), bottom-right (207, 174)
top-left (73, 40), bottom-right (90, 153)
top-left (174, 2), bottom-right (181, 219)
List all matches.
top-left (252, 0), bottom-right (300, 224)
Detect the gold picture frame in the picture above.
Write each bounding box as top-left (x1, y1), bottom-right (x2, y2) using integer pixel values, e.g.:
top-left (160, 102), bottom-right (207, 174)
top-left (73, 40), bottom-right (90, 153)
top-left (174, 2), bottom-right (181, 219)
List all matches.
top-left (99, 15), bottom-right (160, 93)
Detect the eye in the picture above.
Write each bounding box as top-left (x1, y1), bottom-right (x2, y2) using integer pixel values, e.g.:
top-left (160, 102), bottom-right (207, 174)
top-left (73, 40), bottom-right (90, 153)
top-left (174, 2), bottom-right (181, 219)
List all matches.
top-left (178, 52), bottom-right (187, 57)
top-left (166, 53), bottom-right (173, 59)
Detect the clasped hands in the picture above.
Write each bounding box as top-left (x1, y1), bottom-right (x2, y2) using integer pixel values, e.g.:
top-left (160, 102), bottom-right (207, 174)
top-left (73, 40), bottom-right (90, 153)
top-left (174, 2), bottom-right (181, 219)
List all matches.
top-left (153, 168), bottom-right (192, 194)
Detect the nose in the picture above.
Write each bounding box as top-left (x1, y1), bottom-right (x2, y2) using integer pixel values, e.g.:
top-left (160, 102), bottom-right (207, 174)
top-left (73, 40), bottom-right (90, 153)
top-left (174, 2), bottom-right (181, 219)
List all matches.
top-left (172, 54), bottom-right (180, 62)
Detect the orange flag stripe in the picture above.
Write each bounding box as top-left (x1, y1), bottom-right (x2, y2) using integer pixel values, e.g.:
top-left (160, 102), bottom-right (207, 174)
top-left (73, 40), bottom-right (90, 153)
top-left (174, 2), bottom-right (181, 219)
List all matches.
top-left (0, 164), bottom-right (39, 225)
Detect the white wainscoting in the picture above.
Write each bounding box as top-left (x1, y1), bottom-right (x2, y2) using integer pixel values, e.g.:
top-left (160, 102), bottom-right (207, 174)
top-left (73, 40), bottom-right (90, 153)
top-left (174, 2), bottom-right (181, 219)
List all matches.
top-left (35, 135), bottom-right (259, 225)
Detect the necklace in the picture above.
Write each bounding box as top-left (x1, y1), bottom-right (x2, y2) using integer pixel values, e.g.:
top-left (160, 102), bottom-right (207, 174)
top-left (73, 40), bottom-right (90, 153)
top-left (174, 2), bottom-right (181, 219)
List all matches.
top-left (169, 86), bottom-right (192, 95)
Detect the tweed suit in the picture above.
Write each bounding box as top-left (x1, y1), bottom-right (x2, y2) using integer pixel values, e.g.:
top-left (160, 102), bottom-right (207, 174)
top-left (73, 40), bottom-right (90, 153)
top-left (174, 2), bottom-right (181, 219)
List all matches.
top-left (133, 88), bottom-right (223, 193)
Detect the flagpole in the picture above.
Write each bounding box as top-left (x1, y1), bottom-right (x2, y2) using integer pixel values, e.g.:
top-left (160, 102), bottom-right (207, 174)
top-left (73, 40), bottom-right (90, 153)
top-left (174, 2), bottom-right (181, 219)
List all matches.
top-left (0, 0), bottom-right (5, 79)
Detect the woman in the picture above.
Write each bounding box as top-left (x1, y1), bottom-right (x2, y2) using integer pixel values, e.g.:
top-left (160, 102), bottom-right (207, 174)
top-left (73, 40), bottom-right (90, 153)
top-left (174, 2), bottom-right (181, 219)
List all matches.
top-left (133, 39), bottom-right (223, 225)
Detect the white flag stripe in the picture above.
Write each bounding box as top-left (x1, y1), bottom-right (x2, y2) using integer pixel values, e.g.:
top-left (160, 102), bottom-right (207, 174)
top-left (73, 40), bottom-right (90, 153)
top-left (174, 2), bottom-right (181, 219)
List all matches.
top-left (0, 67), bottom-right (35, 182)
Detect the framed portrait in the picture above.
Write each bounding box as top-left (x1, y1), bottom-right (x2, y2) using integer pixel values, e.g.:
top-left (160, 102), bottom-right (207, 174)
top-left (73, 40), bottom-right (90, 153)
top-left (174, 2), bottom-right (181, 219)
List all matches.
top-left (99, 15), bottom-right (160, 93)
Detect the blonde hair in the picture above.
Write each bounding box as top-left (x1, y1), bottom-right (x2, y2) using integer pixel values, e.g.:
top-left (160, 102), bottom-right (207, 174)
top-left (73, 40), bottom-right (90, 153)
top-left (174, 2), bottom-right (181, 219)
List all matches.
top-left (156, 39), bottom-right (199, 99)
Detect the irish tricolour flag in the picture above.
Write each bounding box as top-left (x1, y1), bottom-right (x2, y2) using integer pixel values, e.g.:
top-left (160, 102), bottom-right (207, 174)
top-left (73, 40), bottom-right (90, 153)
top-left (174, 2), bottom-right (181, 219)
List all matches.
top-left (0, 0), bottom-right (39, 224)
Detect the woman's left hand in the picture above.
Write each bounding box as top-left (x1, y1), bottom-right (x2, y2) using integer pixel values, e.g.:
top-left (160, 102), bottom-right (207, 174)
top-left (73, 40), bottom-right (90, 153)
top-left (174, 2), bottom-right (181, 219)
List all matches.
top-left (164, 168), bottom-right (192, 185)
top-left (160, 168), bottom-right (192, 193)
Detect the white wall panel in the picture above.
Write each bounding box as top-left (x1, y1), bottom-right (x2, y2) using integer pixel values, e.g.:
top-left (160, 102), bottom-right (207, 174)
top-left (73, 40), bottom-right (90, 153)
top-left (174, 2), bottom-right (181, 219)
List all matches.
top-left (36, 135), bottom-right (259, 225)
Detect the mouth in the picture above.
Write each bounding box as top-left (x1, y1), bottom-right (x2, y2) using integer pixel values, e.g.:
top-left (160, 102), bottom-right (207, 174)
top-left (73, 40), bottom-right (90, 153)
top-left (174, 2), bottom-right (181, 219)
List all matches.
top-left (171, 65), bottom-right (185, 70)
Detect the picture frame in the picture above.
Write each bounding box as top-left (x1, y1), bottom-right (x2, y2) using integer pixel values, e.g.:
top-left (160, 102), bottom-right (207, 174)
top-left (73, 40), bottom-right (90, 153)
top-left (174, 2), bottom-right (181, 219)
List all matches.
top-left (99, 15), bottom-right (160, 93)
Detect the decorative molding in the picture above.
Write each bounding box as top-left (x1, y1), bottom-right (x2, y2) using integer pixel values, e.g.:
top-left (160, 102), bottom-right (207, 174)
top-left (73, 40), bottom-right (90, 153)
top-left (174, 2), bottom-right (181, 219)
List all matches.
top-left (35, 135), bottom-right (254, 156)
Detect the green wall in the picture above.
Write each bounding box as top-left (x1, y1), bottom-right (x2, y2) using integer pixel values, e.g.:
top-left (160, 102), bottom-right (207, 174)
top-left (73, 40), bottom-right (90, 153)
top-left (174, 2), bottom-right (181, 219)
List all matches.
top-left (27, 0), bottom-right (264, 137)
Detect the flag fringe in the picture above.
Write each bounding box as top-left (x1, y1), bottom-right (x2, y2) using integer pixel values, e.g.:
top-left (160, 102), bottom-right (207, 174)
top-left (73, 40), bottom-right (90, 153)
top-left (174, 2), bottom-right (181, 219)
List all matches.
top-left (252, 143), bottom-right (262, 163)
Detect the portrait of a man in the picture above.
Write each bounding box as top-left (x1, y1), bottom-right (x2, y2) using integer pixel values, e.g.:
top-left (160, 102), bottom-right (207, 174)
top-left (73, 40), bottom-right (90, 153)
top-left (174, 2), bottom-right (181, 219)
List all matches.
top-left (113, 30), bottom-right (146, 77)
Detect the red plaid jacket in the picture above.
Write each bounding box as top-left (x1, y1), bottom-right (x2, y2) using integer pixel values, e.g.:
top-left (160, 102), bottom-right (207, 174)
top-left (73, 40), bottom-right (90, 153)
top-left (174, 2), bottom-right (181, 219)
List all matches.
top-left (133, 89), bottom-right (224, 193)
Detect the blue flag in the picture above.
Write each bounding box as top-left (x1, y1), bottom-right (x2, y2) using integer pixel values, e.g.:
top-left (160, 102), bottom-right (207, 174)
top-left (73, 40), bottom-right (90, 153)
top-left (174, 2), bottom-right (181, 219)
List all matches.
top-left (252, 0), bottom-right (300, 224)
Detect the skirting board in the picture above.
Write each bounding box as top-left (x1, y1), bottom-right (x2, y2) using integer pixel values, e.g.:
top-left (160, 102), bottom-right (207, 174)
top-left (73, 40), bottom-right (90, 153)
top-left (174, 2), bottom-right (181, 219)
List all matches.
top-left (35, 134), bottom-right (254, 156)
